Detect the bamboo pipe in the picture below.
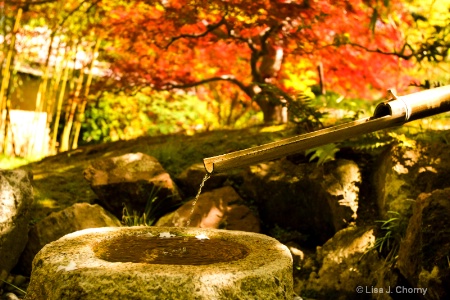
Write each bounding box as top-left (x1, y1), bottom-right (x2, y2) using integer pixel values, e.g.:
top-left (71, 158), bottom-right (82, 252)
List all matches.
top-left (203, 85), bottom-right (450, 174)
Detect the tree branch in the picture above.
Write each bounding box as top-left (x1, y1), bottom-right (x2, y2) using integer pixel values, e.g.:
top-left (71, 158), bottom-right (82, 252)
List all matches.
top-left (248, 24), bottom-right (284, 83)
top-left (346, 42), bottom-right (414, 60)
top-left (162, 75), bottom-right (254, 98)
top-left (227, 26), bottom-right (257, 51)
top-left (259, 25), bottom-right (282, 55)
top-left (161, 14), bottom-right (228, 49)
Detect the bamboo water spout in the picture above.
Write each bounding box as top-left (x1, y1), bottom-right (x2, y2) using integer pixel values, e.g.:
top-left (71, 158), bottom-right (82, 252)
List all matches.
top-left (203, 85), bottom-right (450, 174)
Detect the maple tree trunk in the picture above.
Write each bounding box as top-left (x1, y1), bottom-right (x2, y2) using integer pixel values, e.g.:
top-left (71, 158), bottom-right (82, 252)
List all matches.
top-left (259, 100), bottom-right (286, 124)
top-left (254, 41), bottom-right (286, 124)
top-left (251, 84), bottom-right (286, 124)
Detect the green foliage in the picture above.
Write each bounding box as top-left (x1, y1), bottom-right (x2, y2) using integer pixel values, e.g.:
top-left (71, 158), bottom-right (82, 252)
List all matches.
top-left (365, 211), bottom-right (409, 266)
top-left (269, 224), bottom-right (306, 244)
top-left (312, 91), bottom-right (375, 124)
top-left (303, 118), bottom-right (421, 166)
top-left (206, 83), bottom-right (263, 129)
top-left (297, 91), bottom-right (393, 165)
top-left (144, 92), bottom-right (214, 135)
top-left (287, 93), bottom-right (326, 132)
top-left (373, 212), bottom-right (401, 254)
top-left (81, 90), bottom-right (214, 144)
top-left (401, 116), bottom-right (450, 145)
top-left (342, 130), bottom-right (416, 154)
top-left (122, 187), bottom-right (162, 226)
top-left (345, 132), bottom-right (393, 152)
top-left (386, 132), bottom-right (416, 148)
top-left (305, 143), bottom-right (340, 166)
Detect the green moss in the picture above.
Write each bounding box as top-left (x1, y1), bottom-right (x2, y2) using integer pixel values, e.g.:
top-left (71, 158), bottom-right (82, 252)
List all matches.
top-left (143, 127), bottom-right (296, 176)
top-left (0, 155), bottom-right (37, 169)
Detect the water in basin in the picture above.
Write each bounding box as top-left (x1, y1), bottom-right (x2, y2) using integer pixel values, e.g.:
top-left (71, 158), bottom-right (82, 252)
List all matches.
top-left (94, 234), bottom-right (249, 265)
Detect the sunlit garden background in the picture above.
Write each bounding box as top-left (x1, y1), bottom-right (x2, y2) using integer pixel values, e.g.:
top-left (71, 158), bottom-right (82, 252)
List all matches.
top-left (0, 0), bottom-right (449, 164)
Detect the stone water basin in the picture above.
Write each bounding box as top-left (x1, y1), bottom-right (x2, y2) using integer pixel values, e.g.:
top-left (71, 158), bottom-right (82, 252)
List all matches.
top-left (25, 226), bottom-right (293, 300)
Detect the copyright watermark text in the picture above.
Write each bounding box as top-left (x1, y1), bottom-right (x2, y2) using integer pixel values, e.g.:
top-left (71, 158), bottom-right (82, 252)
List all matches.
top-left (355, 286), bottom-right (427, 296)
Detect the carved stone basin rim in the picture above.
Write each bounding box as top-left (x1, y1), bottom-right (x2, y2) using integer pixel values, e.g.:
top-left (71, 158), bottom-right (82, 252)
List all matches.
top-left (25, 226), bottom-right (294, 300)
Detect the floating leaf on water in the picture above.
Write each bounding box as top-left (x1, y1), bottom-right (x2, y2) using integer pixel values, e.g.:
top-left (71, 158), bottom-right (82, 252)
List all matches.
top-left (159, 232), bottom-right (176, 238)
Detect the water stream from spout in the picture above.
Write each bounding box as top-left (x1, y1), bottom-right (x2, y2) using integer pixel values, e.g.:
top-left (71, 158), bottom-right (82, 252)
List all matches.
top-left (185, 173), bottom-right (211, 227)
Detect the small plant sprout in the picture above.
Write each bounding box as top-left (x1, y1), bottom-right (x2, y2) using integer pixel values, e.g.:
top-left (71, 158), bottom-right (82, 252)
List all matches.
top-left (1, 279), bottom-right (27, 296)
top-left (362, 211), bottom-right (407, 266)
top-left (122, 186), bottom-right (163, 227)
top-left (195, 233), bottom-right (210, 240)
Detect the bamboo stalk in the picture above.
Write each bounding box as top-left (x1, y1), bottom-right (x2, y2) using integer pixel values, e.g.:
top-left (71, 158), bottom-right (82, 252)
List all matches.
top-left (204, 86), bottom-right (450, 174)
top-left (46, 40), bottom-right (64, 129)
top-left (72, 38), bottom-right (101, 149)
top-left (0, 8), bottom-right (22, 153)
top-left (60, 60), bottom-right (84, 152)
top-left (50, 45), bottom-right (71, 154)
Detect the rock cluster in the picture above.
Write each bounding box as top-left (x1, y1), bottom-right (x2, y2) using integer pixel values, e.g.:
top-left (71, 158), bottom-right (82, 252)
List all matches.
top-left (291, 143), bottom-right (450, 299)
top-left (240, 158), bottom-right (360, 244)
top-left (0, 170), bottom-right (33, 282)
top-left (2, 141), bottom-right (450, 299)
top-left (397, 188), bottom-right (450, 300)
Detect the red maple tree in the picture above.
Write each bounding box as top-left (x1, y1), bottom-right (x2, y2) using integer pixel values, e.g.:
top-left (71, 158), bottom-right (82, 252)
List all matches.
top-left (83, 0), bottom-right (416, 122)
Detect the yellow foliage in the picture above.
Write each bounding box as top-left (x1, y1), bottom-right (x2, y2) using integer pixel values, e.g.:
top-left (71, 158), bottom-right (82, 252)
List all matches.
top-left (259, 124), bottom-right (288, 133)
top-left (155, 3), bottom-right (165, 12)
top-left (282, 59), bottom-right (317, 98)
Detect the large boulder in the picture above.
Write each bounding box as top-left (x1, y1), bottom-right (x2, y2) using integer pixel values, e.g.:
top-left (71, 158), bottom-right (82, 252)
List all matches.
top-left (156, 186), bottom-right (260, 233)
top-left (0, 169), bottom-right (33, 278)
top-left (296, 226), bottom-right (381, 299)
top-left (240, 158), bottom-right (360, 244)
top-left (16, 203), bottom-right (121, 275)
top-left (373, 142), bottom-right (450, 219)
top-left (83, 153), bottom-right (182, 219)
top-left (397, 188), bottom-right (450, 300)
